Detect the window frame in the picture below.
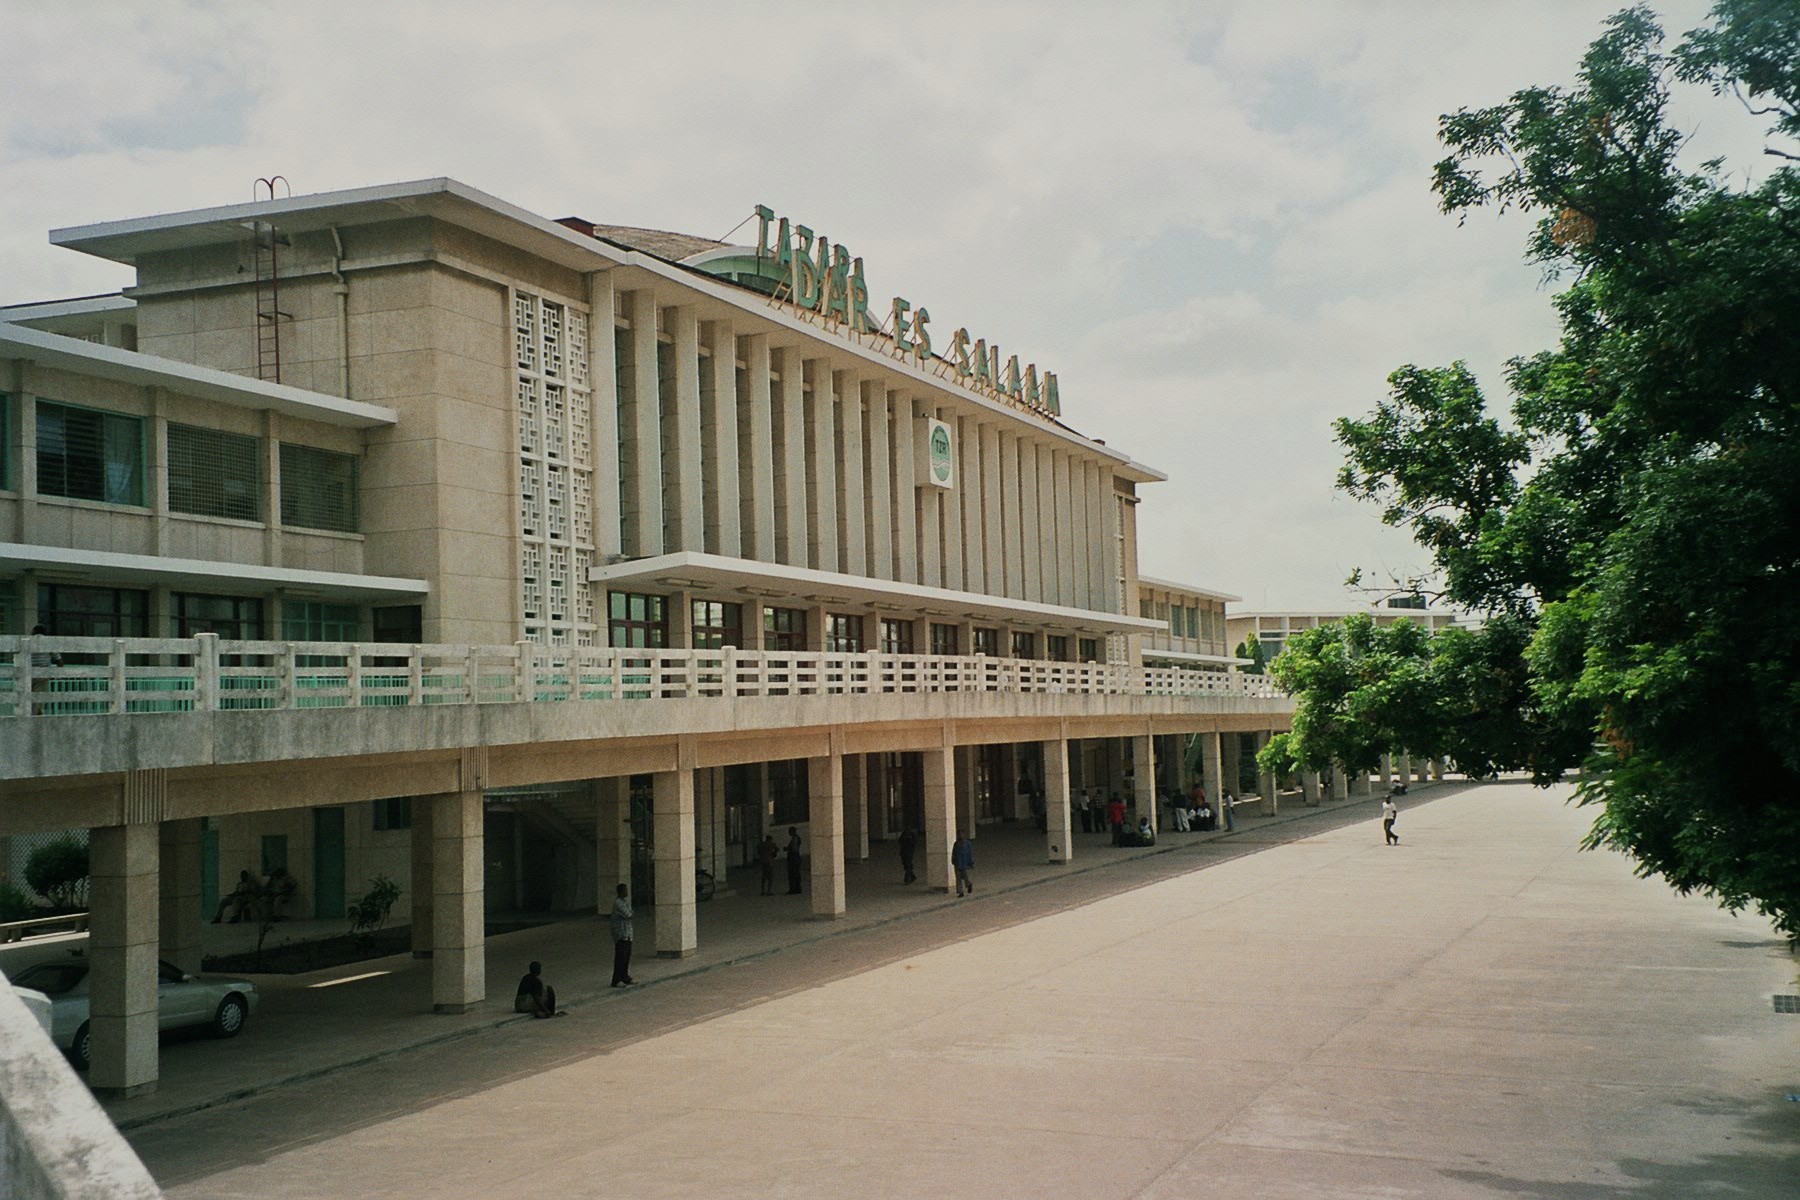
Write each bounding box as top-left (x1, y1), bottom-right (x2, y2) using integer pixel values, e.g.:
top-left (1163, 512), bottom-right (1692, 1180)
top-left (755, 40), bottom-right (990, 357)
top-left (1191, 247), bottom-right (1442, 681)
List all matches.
top-left (35, 399), bottom-right (146, 507)
top-left (167, 422), bottom-right (261, 521)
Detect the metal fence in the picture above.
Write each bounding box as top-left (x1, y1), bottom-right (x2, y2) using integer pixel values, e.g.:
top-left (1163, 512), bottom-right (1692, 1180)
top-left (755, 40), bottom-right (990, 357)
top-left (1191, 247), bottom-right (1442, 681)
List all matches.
top-left (0, 634), bottom-right (1284, 718)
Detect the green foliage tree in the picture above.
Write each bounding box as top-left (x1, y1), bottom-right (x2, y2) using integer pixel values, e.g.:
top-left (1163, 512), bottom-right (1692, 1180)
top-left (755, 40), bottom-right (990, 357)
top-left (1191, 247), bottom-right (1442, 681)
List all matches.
top-left (1234, 633), bottom-right (1269, 675)
top-left (347, 874), bottom-right (402, 948)
top-left (24, 838), bottom-right (89, 911)
top-left (1324, 1), bottom-right (1800, 936)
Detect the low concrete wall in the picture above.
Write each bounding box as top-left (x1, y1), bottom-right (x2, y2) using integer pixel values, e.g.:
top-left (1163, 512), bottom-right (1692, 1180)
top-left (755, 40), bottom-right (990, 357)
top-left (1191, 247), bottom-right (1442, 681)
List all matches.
top-left (0, 981), bottom-right (160, 1199)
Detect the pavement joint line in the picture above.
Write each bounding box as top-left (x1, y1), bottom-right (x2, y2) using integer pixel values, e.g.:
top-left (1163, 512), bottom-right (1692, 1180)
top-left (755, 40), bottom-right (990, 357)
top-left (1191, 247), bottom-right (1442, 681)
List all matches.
top-left (110, 785), bottom-right (1457, 1133)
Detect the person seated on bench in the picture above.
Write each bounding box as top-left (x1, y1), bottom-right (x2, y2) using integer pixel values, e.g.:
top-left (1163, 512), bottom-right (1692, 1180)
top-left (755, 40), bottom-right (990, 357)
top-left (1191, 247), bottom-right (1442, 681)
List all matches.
top-left (261, 866), bottom-right (298, 920)
top-left (213, 871), bottom-right (257, 923)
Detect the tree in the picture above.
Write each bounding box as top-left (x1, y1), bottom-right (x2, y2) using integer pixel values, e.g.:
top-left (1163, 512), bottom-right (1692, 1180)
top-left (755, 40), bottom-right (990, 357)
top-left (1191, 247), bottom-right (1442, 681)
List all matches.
top-left (1326, 1), bottom-right (1800, 936)
top-left (1234, 633), bottom-right (1269, 675)
top-left (24, 837), bottom-right (88, 911)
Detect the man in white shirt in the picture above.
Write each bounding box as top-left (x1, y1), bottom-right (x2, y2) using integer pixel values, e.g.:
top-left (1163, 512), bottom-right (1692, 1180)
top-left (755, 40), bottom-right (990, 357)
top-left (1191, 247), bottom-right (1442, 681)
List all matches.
top-left (1382, 796), bottom-right (1400, 845)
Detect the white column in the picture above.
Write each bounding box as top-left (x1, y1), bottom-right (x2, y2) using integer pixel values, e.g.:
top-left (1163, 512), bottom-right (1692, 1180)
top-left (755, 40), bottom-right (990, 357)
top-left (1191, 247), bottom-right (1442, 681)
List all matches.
top-left (410, 800), bottom-right (434, 957)
top-left (775, 347), bottom-right (808, 566)
top-left (653, 768), bottom-right (697, 957)
top-left (1079, 458), bottom-right (1100, 610)
top-left (431, 789), bottom-right (485, 1014)
top-left (1036, 442), bottom-right (1057, 604)
top-left (740, 334), bottom-right (776, 561)
top-left (623, 289), bottom-right (662, 556)
top-left (891, 392), bottom-right (918, 583)
top-left (980, 423), bottom-right (1004, 599)
top-left (1055, 449), bottom-right (1077, 608)
top-left (837, 370), bottom-right (866, 576)
top-left (1044, 736), bottom-right (1072, 863)
top-left (864, 382), bottom-right (893, 579)
top-left (89, 822), bottom-right (159, 1096)
top-left (923, 742), bottom-right (955, 893)
top-left (809, 753), bottom-right (846, 918)
top-left (959, 414), bottom-right (984, 594)
top-left (1301, 771), bottom-right (1322, 806)
top-left (1020, 438), bottom-right (1043, 601)
top-left (1100, 471), bottom-right (1120, 613)
top-left (668, 305), bottom-right (703, 550)
top-left (1201, 732), bottom-right (1223, 814)
top-left (805, 360), bottom-right (839, 572)
top-left (1379, 753), bottom-right (1393, 790)
top-left (702, 318), bottom-right (740, 556)
top-left (1430, 758), bottom-right (1446, 781)
top-left (999, 429), bottom-right (1022, 597)
top-left (1131, 732), bottom-right (1157, 834)
top-left (587, 273), bottom-right (622, 559)
top-left (1332, 763), bottom-right (1350, 802)
top-left (916, 407), bottom-right (942, 587)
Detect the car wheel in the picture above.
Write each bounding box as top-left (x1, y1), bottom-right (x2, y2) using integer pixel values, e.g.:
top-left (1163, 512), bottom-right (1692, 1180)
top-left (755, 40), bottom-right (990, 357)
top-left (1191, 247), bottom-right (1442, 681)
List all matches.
top-left (211, 994), bottom-right (248, 1039)
top-left (72, 1022), bottom-right (92, 1070)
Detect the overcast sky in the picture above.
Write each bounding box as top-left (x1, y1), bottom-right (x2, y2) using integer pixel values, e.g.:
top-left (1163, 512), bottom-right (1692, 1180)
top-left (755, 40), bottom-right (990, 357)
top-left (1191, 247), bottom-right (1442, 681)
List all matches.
top-left (1, 0), bottom-right (1745, 610)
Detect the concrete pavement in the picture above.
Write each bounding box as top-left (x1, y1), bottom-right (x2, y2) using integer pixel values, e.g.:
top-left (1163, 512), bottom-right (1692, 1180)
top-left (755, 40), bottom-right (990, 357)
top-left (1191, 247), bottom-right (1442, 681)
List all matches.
top-left (130, 781), bottom-right (1800, 1196)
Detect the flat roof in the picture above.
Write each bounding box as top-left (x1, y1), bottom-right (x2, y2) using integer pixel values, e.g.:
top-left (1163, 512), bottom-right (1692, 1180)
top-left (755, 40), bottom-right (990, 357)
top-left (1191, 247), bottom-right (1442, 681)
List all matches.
top-left (592, 551), bottom-right (1163, 636)
top-left (1137, 575), bottom-right (1242, 603)
top-left (0, 543), bottom-right (427, 600)
top-left (0, 322), bottom-right (397, 429)
top-left (0, 293), bottom-right (136, 323)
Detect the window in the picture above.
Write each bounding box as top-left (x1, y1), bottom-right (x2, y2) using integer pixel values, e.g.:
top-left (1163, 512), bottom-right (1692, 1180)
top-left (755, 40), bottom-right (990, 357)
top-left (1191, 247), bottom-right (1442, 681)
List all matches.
top-left (608, 592), bottom-right (668, 649)
top-left (1139, 599), bottom-right (1154, 619)
top-left (879, 618), bottom-right (914, 654)
top-left (1011, 631), bottom-right (1036, 658)
top-left (1046, 635), bottom-right (1069, 661)
top-left (690, 600), bottom-right (742, 649)
top-left (373, 605), bottom-right (423, 643)
top-left (372, 797), bottom-right (413, 832)
top-left (280, 443), bottom-right (359, 532)
top-left (1156, 601), bottom-right (1169, 621)
top-left (826, 613), bottom-right (864, 653)
top-left (283, 601), bottom-right (360, 641)
top-left (37, 583), bottom-right (148, 637)
top-left (1169, 609), bottom-right (1182, 637)
top-left (1078, 637), bottom-right (1100, 662)
top-left (172, 593), bottom-right (264, 639)
top-left (971, 627), bottom-right (999, 656)
top-left (929, 622), bottom-right (959, 656)
top-left (0, 393), bottom-right (11, 491)
top-left (1187, 607), bottom-right (1199, 639)
top-left (763, 606), bottom-right (806, 651)
top-left (36, 401), bottom-right (144, 505)
top-left (767, 759), bottom-right (809, 826)
top-left (168, 424), bottom-right (260, 520)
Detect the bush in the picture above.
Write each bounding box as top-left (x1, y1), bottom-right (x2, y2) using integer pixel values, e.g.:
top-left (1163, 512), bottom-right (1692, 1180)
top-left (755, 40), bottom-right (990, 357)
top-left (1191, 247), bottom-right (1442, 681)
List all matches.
top-left (24, 838), bottom-right (88, 911)
top-left (0, 881), bottom-right (35, 922)
top-left (347, 875), bottom-right (402, 945)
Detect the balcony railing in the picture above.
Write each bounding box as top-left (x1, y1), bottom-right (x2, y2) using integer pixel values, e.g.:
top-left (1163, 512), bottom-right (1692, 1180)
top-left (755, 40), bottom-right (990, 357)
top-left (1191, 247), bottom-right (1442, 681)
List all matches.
top-left (0, 634), bottom-right (1283, 718)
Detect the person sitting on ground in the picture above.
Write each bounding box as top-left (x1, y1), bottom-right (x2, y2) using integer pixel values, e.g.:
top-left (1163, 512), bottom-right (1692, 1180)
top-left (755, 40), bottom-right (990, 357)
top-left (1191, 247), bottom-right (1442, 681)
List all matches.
top-left (212, 870), bottom-right (257, 923)
top-left (515, 960), bottom-right (564, 1018)
top-left (1197, 801), bottom-right (1213, 831)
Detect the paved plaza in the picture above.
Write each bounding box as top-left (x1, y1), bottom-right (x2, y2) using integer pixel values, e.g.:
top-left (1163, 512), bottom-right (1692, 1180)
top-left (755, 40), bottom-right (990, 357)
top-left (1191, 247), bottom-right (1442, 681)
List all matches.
top-left (117, 781), bottom-right (1800, 1197)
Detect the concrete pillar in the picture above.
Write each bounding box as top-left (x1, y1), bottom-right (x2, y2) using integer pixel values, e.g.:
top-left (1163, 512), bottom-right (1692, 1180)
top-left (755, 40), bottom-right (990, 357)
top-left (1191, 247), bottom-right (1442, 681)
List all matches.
top-left (703, 318), bottom-right (740, 557)
top-left (959, 414), bottom-right (984, 593)
top-left (409, 800), bottom-right (434, 956)
top-left (1130, 732), bottom-right (1157, 834)
top-left (805, 359), bottom-right (839, 572)
top-left (1055, 449), bottom-right (1077, 607)
top-left (708, 770), bottom-right (730, 885)
top-left (775, 347), bottom-right (808, 567)
top-left (1301, 772), bottom-right (1322, 807)
top-left (89, 823), bottom-right (159, 1097)
top-left (431, 790), bottom-right (484, 1014)
top-left (594, 777), bottom-right (630, 909)
top-left (1100, 472), bottom-right (1120, 615)
top-left (999, 429), bottom-right (1022, 597)
top-left (1380, 754), bottom-right (1393, 790)
top-left (923, 743), bottom-right (955, 892)
top-left (863, 382), bottom-right (892, 579)
top-left (980, 423), bottom-right (1003, 599)
top-left (588, 273), bottom-right (622, 560)
top-left (741, 333), bottom-right (777, 561)
top-left (1256, 732), bottom-right (1277, 814)
top-left (917, 412), bottom-right (943, 588)
top-left (891, 392), bottom-right (919, 584)
top-left (1400, 752), bottom-right (1413, 785)
top-left (955, 744), bottom-right (978, 839)
top-left (1020, 438), bottom-right (1042, 601)
top-left (668, 305), bottom-right (704, 550)
top-left (624, 289), bottom-right (662, 557)
top-left (653, 768), bottom-right (697, 957)
top-left (837, 369), bottom-right (866, 574)
top-left (809, 753), bottom-right (845, 918)
top-left (158, 818), bottom-right (203, 976)
top-left (1044, 736), bottom-right (1072, 863)
top-left (844, 753), bottom-right (869, 861)
top-left (1430, 758), bottom-right (1446, 782)
top-left (1201, 732), bottom-right (1223, 813)
top-left (1331, 764), bottom-right (1350, 802)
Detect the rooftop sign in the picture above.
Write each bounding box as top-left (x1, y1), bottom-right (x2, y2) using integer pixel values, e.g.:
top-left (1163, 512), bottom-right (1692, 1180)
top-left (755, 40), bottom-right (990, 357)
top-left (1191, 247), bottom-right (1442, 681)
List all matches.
top-left (752, 205), bottom-right (1061, 420)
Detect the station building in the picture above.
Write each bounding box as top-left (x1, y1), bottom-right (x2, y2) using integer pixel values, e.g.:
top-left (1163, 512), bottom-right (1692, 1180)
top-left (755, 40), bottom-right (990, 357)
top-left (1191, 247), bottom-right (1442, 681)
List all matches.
top-left (0, 178), bottom-right (1291, 1095)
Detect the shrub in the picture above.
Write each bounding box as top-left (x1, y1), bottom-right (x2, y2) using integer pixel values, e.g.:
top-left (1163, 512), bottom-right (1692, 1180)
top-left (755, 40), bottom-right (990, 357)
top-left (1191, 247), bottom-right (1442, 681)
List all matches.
top-left (24, 838), bottom-right (88, 911)
top-left (0, 881), bottom-right (34, 922)
top-left (347, 874), bottom-right (402, 946)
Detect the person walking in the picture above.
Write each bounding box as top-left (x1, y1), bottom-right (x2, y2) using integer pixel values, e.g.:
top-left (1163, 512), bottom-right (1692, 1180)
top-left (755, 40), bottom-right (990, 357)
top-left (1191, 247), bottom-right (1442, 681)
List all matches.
top-left (1382, 795), bottom-right (1400, 845)
top-left (898, 827), bottom-right (918, 884)
top-left (608, 883), bottom-right (635, 987)
top-left (784, 826), bottom-right (804, 895)
top-left (757, 834), bottom-right (779, 895)
top-left (951, 833), bottom-right (975, 897)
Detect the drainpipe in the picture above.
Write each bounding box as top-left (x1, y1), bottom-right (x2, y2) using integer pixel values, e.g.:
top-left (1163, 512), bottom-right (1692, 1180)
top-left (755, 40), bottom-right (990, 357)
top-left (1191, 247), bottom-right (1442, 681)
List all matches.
top-left (330, 227), bottom-right (350, 399)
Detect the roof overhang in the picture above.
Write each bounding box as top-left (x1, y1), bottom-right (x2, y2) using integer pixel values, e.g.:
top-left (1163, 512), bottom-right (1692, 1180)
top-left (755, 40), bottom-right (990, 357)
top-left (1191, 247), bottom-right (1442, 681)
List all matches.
top-left (590, 551), bottom-right (1162, 635)
top-left (0, 294), bottom-right (136, 324)
top-left (0, 543), bottom-right (428, 601)
top-left (1141, 647), bottom-right (1245, 669)
top-left (0, 323), bottom-right (396, 429)
top-left (1137, 575), bottom-right (1242, 603)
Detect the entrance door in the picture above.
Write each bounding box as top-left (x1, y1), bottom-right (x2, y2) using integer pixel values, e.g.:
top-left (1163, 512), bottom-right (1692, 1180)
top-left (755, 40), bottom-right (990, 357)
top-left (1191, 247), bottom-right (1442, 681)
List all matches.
top-left (312, 807), bottom-right (346, 919)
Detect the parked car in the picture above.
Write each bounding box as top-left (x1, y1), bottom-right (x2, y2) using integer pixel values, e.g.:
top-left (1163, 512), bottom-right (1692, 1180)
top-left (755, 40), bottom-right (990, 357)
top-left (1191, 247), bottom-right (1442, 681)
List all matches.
top-left (7, 957), bottom-right (258, 1069)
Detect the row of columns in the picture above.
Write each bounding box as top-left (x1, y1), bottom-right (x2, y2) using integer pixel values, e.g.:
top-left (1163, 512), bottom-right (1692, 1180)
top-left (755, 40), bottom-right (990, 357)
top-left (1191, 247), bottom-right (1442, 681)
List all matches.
top-left (600, 285), bottom-right (1119, 612)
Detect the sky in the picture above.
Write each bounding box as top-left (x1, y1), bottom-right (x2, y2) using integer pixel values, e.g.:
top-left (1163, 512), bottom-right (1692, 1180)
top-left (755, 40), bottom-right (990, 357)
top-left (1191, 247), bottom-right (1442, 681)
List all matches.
top-left (0, 0), bottom-right (1749, 610)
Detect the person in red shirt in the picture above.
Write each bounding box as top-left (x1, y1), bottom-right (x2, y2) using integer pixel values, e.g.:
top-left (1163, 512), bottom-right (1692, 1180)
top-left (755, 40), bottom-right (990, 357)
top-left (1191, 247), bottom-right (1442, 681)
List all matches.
top-left (1106, 794), bottom-right (1126, 845)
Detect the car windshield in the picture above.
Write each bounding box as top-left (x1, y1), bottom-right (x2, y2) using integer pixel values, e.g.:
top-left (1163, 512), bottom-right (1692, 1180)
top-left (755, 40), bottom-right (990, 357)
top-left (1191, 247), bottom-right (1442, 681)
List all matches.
top-left (11, 961), bottom-right (88, 996)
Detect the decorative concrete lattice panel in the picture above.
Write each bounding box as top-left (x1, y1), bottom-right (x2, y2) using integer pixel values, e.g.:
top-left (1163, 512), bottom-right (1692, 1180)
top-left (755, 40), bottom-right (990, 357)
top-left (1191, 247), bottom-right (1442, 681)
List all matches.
top-left (515, 290), bottom-right (595, 645)
top-left (1776, 995), bottom-right (1800, 1014)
